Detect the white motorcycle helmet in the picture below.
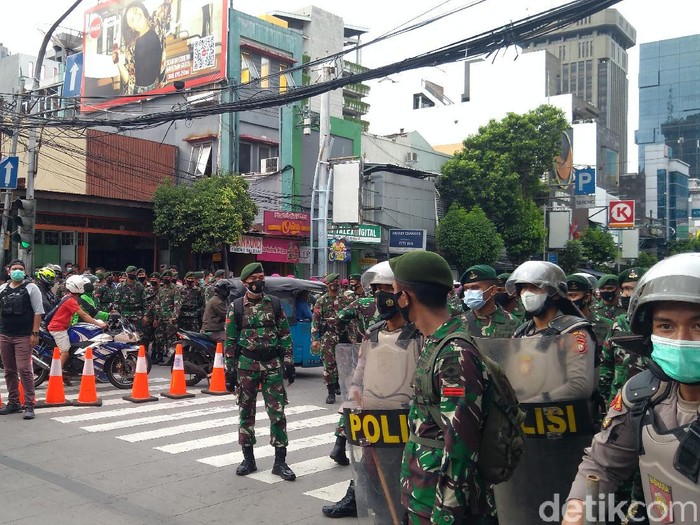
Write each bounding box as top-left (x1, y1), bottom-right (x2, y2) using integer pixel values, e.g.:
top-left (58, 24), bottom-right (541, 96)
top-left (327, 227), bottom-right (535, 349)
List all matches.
top-left (361, 261), bottom-right (394, 291)
top-left (65, 275), bottom-right (87, 294)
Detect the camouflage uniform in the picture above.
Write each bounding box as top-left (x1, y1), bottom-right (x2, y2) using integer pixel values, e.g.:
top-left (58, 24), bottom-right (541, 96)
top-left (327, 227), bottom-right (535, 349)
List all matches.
top-left (113, 281), bottom-right (146, 333)
top-left (142, 283), bottom-right (160, 349)
top-left (178, 284), bottom-right (204, 332)
top-left (401, 316), bottom-right (495, 524)
top-left (154, 283), bottom-right (181, 358)
top-left (225, 294), bottom-right (293, 447)
top-left (93, 281), bottom-right (114, 311)
top-left (591, 300), bottom-right (624, 322)
top-left (447, 292), bottom-right (463, 317)
top-left (311, 292), bottom-right (352, 387)
top-left (337, 295), bottom-right (378, 344)
top-left (462, 305), bottom-right (519, 338)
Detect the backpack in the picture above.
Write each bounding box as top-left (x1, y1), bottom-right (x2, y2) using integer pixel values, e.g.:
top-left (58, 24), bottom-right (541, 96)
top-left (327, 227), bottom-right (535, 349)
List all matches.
top-left (418, 330), bottom-right (526, 485)
top-left (42, 295), bottom-right (72, 328)
top-left (232, 294), bottom-right (282, 331)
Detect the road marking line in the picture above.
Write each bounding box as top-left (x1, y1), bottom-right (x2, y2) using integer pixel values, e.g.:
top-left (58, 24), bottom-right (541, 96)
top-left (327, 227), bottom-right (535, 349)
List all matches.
top-left (303, 480), bottom-right (353, 503)
top-left (39, 398), bottom-right (130, 414)
top-left (247, 455), bottom-right (344, 484)
top-left (155, 412), bottom-right (335, 454)
top-left (197, 432), bottom-right (336, 467)
top-left (80, 405), bottom-right (242, 432)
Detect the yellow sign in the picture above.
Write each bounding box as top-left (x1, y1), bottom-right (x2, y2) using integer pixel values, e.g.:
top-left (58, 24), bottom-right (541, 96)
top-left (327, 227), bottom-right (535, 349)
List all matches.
top-left (344, 409), bottom-right (409, 448)
top-left (520, 400), bottom-right (592, 438)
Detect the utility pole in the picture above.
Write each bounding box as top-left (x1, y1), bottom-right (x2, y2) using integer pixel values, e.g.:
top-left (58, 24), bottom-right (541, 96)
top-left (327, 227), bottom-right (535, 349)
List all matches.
top-left (0, 79), bottom-right (25, 264)
top-left (311, 63), bottom-right (332, 278)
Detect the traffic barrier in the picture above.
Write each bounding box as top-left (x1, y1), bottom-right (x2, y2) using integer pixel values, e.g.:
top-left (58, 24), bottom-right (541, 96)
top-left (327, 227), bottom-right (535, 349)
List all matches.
top-left (122, 345), bottom-right (158, 403)
top-left (36, 347), bottom-right (72, 408)
top-left (75, 347), bottom-right (102, 406)
top-left (201, 342), bottom-right (228, 395)
top-left (162, 343), bottom-right (195, 399)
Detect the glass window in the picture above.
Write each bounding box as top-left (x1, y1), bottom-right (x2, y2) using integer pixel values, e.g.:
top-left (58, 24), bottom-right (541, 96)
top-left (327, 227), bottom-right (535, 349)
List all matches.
top-left (577, 61), bottom-right (584, 99)
top-left (43, 231), bottom-right (60, 245)
top-left (61, 232), bottom-right (74, 246)
top-left (280, 64), bottom-right (288, 93)
top-left (241, 53), bottom-right (251, 83)
top-left (190, 142), bottom-right (213, 177)
top-left (570, 62), bottom-right (577, 93)
top-left (239, 142), bottom-right (252, 173)
top-left (261, 57), bottom-right (270, 89)
top-left (585, 60), bottom-right (593, 102)
top-left (562, 63), bottom-right (569, 92)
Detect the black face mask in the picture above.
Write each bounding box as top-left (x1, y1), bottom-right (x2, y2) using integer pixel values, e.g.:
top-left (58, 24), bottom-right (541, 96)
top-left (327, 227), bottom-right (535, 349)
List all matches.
top-left (375, 291), bottom-right (399, 321)
top-left (137, 276), bottom-right (146, 283)
top-left (494, 292), bottom-right (510, 307)
top-left (620, 296), bottom-right (630, 309)
top-left (106, 277), bottom-right (114, 285)
top-left (247, 280), bottom-right (265, 295)
top-left (600, 291), bottom-right (617, 303)
top-left (127, 273), bottom-right (137, 280)
top-left (186, 280), bottom-right (195, 286)
top-left (149, 281), bottom-right (159, 287)
top-left (395, 290), bottom-right (411, 323)
top-left (573, 298), bottom-right (588, 311)
top-left (162, 278), bottom-right (172, 284)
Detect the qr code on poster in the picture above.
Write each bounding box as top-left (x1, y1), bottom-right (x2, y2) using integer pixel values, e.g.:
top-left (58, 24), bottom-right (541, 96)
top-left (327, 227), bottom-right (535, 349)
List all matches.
top-left (193, 36), bottom-right (216, 71)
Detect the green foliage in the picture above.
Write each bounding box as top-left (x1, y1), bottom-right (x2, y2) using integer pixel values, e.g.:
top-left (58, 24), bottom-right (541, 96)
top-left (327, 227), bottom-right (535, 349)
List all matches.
top-left (667, 237), bottom-right (700, 255)
top-left (579, 227), bottom-right (617, 269)
top-left (153, 174), bottom-right (257, 253)
top-left (635, 251), bottom-right (658, 269)
top-left (558, 239), bottom-right (584, 274)
top-left (437, 105), bottom-right (568, 262)
top-left (436, 204), bottom-right (504, 272)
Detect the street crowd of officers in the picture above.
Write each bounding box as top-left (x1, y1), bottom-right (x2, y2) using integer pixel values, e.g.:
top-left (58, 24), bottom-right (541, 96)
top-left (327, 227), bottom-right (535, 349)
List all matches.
top-left (305, 253), bottom-right (699, 525)
top-left (12, 262), bottom-right (230, 364)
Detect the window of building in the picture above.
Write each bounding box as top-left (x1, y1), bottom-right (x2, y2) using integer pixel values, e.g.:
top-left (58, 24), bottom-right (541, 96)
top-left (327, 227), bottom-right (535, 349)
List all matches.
top-left (570, 62), bottom-right (577, 93)
top-left (239, 142), bottom-right (252, 173)
top-left (412, 93), bottom-right (435, 109)
top-left (190, 142), bottom-right (213, 177)
top-left (61, 232), bottom-right (74, 246)
top-left (280, 64), bottom-right (288, 93)
top-left (261, 57), bottom-right (270, 89)
top-left (241, 53), bottom-right (259, 83)
top-left (239, 141), bottom-right (278, 174)
top-left (562, 63), bottom-right (569, 92)
top-left (585, 60), bottom-right (593, 102)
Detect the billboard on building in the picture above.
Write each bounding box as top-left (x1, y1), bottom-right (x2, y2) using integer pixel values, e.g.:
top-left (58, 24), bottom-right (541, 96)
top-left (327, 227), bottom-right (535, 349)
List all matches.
top-left (81, 0), bottom-right (228, 111)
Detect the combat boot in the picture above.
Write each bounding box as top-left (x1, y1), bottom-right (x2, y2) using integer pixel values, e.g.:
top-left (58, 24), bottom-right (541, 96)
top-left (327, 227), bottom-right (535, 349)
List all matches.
top-left (329, 436), bottom-right (349, 466)
top-left (271, 446), bottom-right (296, 481)
top-left (321, 480), bottom-right (357, 518)
top-left (334, 382), bottom-right (341, 395)
top-left (326, 384), bottom-right (336, 404)
top-left (236, 445), bottom-right (257, 476)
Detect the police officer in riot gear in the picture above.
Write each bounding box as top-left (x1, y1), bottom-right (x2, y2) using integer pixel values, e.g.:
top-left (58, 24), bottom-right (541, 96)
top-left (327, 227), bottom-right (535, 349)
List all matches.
top-left (564, 253), bottom-right (700, 525)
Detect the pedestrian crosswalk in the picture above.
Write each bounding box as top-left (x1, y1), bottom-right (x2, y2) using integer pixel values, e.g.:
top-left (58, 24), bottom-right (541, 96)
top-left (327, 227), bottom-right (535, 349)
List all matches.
top-left (6, 378), bottom-right (353, 503)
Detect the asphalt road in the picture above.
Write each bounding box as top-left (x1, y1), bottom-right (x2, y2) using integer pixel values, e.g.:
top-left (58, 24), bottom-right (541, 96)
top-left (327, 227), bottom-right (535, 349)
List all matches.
top-left (0, 365), bottom-right (355, 525)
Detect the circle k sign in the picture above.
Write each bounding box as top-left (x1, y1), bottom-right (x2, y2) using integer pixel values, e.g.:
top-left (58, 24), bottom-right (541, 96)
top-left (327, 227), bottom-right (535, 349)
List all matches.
top-left (608, 200), bottom-right (635, 228)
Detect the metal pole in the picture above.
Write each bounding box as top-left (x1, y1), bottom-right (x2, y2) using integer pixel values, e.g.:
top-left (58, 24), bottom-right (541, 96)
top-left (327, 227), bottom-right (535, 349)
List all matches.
top-left (0, 79), bottom-right (25, 265)
top-left (316, 64), bottom-right (332, 278)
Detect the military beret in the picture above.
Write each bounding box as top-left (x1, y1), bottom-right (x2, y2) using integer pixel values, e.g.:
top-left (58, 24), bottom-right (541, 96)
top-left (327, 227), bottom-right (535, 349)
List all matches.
top-left (349, 273), bottom-right (362, 281)
top-left (150, 272), bottom-right (161, 279)
top-left (194, 271), bottom-right (205, 279)
top-left (95, 271), bottom-right (105, 279)
top-left (389, 250), bottom-right (453, 290)
top-left (597, 274), bottom-right (618, 288)
top-left (566, 274), bottom-right (591, 293)
top-left (125, 265), bottom-right (137, 273)
top-left (460, 264), bottom-right (498, 284)
top-left (240, 262), bottom-right (264, 280)
top-left (185, 271), bottom-right (195, 279)
top-left (619, 267), bottom-right (644, 285)
top-left (161, 270), bottom-right (173, 278)
top-left (214, 269), bottom-right (226, 277)
top-left (497, 272), bottom-right (511, 286)
top-left (325, 272), bottom-right (340, 284)
top-left (137, 268), bottom-right (146, 274)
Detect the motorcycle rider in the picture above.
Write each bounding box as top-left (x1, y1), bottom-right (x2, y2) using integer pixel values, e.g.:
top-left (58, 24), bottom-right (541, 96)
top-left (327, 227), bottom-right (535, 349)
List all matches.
top-left (70, 275), bottom-right (110, 326)
top-left (34, 266), bottom-right (58, 314)
top-left (564, 253), bottom-right (700, 525)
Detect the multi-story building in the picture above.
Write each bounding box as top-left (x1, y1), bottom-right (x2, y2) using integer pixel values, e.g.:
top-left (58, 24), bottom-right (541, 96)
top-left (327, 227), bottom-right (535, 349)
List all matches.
top-left (521, 9), bottom-right (636, 182)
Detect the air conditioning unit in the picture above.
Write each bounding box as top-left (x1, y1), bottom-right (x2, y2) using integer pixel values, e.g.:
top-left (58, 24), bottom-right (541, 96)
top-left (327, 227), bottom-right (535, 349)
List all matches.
top-left (405, 152), bottom-right (418, 163)
top-left (261, 157), bottom-right (280, 174)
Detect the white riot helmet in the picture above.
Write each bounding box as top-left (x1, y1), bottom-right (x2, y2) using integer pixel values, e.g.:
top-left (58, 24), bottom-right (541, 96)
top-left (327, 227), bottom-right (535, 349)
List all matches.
top-left (65, 275), bottom-right (87, 294)
top-left (505, 261), bottom-right (568, 299)
top-left (361, 261), bottom-right (394, 290)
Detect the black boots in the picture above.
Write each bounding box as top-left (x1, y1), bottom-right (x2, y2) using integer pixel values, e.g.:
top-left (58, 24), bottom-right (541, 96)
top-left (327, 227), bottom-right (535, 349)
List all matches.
top-left (334, 382), bottom-right (341, 395)
top-left (322, 480), bottom-right (357, 518)
top-left (329, 436), bottom-right (349, 466)
top-left (271, 446), bottom-right (296, 481)
top-left (236, 445), bottom-right (257, 476)
top-left (326, 383), bottom-right (336, 404)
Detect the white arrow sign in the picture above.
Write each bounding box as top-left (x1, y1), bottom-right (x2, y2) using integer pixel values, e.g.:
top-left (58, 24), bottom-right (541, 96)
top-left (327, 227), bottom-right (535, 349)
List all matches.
top-left (69, 62), bottom-right (80, 92)
top-left (4, 162), bottom-right (12, 186)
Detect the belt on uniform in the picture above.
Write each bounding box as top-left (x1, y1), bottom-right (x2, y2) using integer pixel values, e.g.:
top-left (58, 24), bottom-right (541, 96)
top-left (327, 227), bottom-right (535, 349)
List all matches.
top-left (240, 347), bottom-right (280, 362)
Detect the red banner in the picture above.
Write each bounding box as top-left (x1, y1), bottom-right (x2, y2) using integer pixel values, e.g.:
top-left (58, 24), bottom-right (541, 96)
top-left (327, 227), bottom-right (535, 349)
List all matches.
top-left (263, 211), bottom-right (311, 237)
top-left (259, 238), bottom-right (301, 263)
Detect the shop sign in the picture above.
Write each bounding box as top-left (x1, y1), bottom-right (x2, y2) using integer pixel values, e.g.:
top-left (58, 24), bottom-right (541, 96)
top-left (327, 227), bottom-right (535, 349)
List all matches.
top-left (263, 211), bottom-right (311, 237)
top-left (328, 224), bottom-right (381, 244)
top-left (230, 235), bottom-right (263, 254)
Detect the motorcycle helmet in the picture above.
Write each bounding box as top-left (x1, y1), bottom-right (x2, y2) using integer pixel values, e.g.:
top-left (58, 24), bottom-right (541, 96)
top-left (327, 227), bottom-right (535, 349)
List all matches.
top-left (35, 267), bottom-right (56, 286)
top-left (505, 261), bottom-right (568, 299)
top-left (361, 261), bottom-right (394, 291)
top-left (83, 274), bottom-right (98, 294)
top-left (65, 275), bottom-right (87, 294)
top-left (214, 279), bottom-right (233, 297)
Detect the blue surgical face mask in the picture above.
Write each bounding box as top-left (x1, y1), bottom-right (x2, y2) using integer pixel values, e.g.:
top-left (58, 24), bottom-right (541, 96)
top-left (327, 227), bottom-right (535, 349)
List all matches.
top-left (10, 269), bottom-right (25, 282)
top-left (651, 335), bottom-right (700, 384)
top-left (463, 289), bottom-right (486, 310)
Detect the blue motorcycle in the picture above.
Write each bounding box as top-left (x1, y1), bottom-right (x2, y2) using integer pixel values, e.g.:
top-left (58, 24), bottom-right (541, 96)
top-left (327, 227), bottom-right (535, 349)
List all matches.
top-left (33, 317), bottom-right (145, 389)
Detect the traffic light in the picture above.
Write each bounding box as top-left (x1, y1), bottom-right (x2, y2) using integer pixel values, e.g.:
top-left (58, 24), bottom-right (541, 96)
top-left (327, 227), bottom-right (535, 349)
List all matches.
top-left (11, 198), bottom-right (35, 252)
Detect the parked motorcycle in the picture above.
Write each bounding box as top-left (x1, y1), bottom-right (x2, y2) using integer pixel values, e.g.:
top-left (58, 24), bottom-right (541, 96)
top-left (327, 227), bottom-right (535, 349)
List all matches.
top-left (33, 316), bottom-right (147, 389)
top-left (174, 330), bottom-right (217, 387)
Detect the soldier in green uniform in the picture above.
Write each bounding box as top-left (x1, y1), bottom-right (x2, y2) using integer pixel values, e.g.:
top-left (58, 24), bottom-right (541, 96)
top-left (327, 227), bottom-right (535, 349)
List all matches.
top-left (113, 265), bottom-right (146, 334)
top-left (204, 269), bottom-right (226, 301)
top-left (312, 273), bottom-right (351, 404)
top-left (461, 264), bottom-right (519, 338)
top-left (154, 270), bottom-right (181, 364)
top-left (142, 272), bottom-right (160, 361)
top-left (446, 287), bottom-right (464, 317)
top-left (93, 271), bottom-right (115, 311)
top-left (593, 274), bottom-right (624, 321)
top-left (178, 271), bottom-right (204, 332)
top-left (495, 272), bottom-right (525, 322)
top-left (225, 262), bottom-right (296, 482)
top-left (391, 251), bottom-right (496, 525)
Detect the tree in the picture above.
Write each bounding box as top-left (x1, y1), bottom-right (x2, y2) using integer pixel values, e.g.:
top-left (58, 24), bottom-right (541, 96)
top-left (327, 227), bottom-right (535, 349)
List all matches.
top-left (667, 237), bottom-right (700, 255)
top-left (153, 174), bottom-right (257, 267)
top-left (579, 227), bottom-right (617, 269)
top-left (436, 204), bottom-right (503, 272)
top-left (558, 239), bottom-right (584, 274)
top-left (437, 105), bottom-right (568, 262)
top-left (635, 251), bottom-right (658, 269)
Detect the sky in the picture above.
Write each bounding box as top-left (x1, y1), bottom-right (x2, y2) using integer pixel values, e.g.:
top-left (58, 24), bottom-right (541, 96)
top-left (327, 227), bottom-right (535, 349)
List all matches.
top-left (0, 0), bottom-right (698, 172)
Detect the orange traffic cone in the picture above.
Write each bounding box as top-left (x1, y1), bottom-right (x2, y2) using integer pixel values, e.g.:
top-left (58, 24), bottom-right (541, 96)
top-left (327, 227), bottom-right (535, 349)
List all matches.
top-left (36, 347), bottom-right (72, 408)
top-left (122, 345), bottom-right (158, 403)
top-left (18, 380), bottom-right (37, 406)
top-left (162, 344), bottom-right (195, 399)
top-left (201, 342), bottom-right (228, 395)
top-left (75, 347), bottom-right (102, 406)
top-left (0, 379), bottom-right (4, 408)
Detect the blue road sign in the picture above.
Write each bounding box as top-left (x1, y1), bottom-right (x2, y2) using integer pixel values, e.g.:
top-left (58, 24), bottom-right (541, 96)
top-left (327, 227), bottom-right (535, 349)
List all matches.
top-left (547, 252), bottom-right (559, 264)
top-left (574, 167), bottom-right (596, 195)
top-left (0, 156), bottom-right (19, 190)
top-left (63, 52), bottom-right (83, 98)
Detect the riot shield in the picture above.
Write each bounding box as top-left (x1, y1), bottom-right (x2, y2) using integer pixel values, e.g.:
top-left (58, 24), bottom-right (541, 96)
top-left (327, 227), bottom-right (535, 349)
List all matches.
top-left (336, 338), bottom-right (421, 525)
top-left (477, 335), bottom-right (596, 525)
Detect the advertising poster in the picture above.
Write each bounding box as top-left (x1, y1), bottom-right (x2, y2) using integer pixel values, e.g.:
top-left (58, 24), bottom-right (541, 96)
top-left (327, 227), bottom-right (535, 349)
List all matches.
top-left (82, 0), bottom-right (228, 111)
